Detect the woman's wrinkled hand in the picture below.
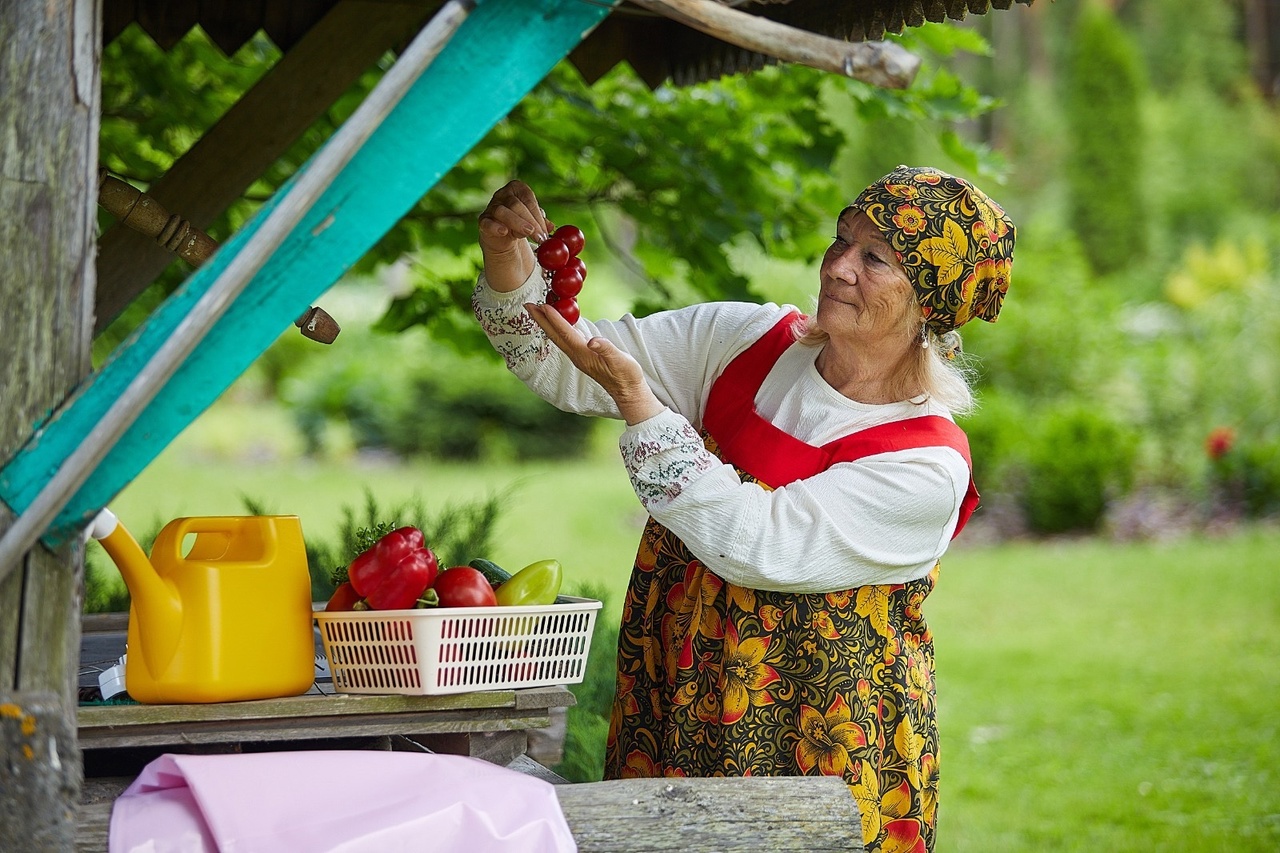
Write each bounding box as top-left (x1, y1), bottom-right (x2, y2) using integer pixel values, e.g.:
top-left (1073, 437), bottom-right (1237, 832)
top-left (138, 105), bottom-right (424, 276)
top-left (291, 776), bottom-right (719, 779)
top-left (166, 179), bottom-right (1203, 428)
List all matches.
top-left (478, 180), bottom-right (551, 254)
top-left (477, 180), bottom-right (553, 292)
top-left (525, 303), bottom-right (664, 426)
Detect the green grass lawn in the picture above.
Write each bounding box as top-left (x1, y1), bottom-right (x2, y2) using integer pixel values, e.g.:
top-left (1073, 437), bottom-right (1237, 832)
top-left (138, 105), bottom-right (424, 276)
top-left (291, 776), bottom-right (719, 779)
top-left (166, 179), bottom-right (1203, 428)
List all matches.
top-left (102, 398), bottom-right (1280, 851)
top-left (933, 532), bottom-right (1280, 851)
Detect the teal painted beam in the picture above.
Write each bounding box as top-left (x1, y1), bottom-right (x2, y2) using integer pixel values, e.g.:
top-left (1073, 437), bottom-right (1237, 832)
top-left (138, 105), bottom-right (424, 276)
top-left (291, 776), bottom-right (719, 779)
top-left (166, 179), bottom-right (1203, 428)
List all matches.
top-left (0, 0), bottom-right (616, 544)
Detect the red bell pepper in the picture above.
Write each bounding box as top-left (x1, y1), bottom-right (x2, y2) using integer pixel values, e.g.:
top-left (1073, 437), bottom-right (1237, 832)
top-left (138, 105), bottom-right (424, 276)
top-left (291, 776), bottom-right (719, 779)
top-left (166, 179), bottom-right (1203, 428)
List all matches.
top-left (346, 526), bottom-right (439, 611)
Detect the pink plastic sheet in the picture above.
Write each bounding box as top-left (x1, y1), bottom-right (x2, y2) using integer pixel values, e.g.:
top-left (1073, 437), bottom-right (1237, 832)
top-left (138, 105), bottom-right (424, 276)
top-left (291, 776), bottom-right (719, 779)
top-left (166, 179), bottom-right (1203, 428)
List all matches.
top-left (109, 750), bottom-right (578, 852)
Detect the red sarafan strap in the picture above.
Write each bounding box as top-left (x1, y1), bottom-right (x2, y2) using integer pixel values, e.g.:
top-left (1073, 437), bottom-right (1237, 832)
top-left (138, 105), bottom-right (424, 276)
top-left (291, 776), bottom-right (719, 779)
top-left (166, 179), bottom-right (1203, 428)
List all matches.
top-left (702, 311), bottom-right (801, 447)
top-left (703, 312), bottom-right (980, 537)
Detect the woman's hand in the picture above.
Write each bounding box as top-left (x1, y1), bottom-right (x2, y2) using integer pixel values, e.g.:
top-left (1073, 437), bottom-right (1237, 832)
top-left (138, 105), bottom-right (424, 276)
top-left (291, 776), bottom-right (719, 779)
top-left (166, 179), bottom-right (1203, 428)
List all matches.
top-left (477, 180), bottom-right (553, 292)
top-left (525, 303), bottom-right (664, 426)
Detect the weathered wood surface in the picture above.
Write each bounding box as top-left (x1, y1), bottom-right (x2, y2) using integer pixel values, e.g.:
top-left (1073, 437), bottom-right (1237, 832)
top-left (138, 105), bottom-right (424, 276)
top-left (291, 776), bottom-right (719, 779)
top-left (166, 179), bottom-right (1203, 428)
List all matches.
top-left (78, 685), bottom-right (575, 750)
top-left (93, 0), bottom-right (435, 333)
top-left (629, 0), bottom-right (920, 88)
top-left (0, 0), bottom-right (100, 848)
top-left (75, 773), bottom-right (863, 853)
top-left (557, 776), bottom-right (866, 852)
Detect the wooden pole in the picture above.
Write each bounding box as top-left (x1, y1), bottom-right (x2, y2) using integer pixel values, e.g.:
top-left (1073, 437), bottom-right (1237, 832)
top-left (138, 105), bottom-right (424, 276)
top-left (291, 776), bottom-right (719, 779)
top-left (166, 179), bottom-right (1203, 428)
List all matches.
top-left (0, 0), bottom-right (475, 586)
top-left (0, 0), bottom-right (101, 847)
top-left (97, 170), bottom-right (341, 343)
top-left (627, 0), bottom-right (921, 88)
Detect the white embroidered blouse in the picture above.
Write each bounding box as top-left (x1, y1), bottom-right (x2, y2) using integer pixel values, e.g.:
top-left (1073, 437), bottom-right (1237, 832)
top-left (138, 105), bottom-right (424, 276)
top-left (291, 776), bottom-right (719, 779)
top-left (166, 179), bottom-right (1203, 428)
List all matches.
top-left (472, 266), bottom-right (972, 594)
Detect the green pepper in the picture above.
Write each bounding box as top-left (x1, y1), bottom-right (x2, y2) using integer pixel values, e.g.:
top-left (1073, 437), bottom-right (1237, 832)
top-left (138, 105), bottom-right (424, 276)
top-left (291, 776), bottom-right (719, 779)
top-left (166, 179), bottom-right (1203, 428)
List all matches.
top-left (495, 559), bottom-right (562, 606)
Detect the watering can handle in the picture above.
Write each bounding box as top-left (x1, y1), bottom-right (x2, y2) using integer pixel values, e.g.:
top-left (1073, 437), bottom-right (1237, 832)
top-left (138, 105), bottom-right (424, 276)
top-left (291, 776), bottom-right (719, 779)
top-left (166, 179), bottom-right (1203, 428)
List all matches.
top-left (152, 517), bottom-right (257, 565)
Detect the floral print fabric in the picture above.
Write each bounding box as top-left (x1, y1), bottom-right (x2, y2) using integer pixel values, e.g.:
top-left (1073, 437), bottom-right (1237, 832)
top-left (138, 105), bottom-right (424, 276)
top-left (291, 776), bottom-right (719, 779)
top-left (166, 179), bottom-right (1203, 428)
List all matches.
top-left (852, 165), bottom-right (1016, 335)
top-left (604, 435), bottom-right (943, 853)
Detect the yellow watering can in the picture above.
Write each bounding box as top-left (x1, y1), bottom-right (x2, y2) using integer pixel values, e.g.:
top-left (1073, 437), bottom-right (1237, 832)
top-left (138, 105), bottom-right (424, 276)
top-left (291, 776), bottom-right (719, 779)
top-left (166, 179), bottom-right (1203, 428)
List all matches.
top-left (89, 509), bottom-right (316, 704)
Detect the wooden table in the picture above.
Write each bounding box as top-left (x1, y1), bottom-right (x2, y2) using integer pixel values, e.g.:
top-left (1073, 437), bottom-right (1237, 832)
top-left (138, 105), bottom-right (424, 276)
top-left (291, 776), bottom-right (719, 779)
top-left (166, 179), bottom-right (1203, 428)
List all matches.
top-left (77, 612), bottom-right (575, 773)
top-left (75, 617), bottom-right (866, 851)
top-left (79, 686), bottom-right (574, 770)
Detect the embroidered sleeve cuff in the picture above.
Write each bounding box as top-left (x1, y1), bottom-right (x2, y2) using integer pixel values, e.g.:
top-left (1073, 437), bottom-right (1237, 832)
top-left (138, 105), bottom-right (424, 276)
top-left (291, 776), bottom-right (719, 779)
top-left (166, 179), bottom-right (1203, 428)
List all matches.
top-left (619, 408), bottom-right (718, 511)
top-left (471, 267), bottom-right (552, 371)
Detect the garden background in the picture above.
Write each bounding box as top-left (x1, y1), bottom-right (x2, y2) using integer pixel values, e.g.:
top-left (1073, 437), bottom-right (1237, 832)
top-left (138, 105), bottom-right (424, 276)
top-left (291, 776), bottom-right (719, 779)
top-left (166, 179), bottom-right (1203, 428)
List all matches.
top-left (89, 1), bottom-right (1280, 849)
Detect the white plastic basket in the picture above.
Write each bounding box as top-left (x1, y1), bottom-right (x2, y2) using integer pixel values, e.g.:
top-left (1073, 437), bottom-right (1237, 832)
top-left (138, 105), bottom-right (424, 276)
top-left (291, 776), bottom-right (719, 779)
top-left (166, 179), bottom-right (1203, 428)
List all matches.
top-left (314, 596), bottom-right (603, 696)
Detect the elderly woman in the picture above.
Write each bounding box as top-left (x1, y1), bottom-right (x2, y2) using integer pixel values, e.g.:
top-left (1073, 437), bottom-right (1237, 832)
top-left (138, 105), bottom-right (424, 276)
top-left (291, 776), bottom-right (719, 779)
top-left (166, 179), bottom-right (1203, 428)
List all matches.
top-left (473, 166), bottom-right (1014, 853)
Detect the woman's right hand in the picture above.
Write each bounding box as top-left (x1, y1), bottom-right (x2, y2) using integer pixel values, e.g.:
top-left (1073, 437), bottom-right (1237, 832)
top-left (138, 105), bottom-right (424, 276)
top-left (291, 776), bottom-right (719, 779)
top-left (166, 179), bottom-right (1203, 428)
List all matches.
top-left (478, 180), bottom-right (553, 292)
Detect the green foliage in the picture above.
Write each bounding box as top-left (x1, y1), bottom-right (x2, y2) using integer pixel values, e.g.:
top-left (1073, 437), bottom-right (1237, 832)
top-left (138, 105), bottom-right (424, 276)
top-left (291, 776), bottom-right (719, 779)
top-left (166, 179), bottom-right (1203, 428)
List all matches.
top-left (83, 515), bottom-right (166, 613)
top-left (1062, 1), bottom-right (1148, 274)
top-left (1021, 403), bottom-right (1138, 534)
top-left (1134, 0), bottom-right (1247, 93)
top-left (280, 319), bottom-right (590, 462)
top-left (1211, 437), bottom-right (1280, 519)
top-left (554, 581), bottom-right (619, 783)
top-left (99, 22), bottom-right (1001, 351)
top-left (303, 488), bottom-right (505, 601)
top-left (957, 391), bottom-right (1033, 499)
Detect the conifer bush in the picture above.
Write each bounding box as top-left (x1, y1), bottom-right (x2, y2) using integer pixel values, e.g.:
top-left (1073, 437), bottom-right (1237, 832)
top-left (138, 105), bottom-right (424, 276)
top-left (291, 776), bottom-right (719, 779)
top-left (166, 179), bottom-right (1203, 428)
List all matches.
top-left (1062, 1), bottom-right (1148, 274)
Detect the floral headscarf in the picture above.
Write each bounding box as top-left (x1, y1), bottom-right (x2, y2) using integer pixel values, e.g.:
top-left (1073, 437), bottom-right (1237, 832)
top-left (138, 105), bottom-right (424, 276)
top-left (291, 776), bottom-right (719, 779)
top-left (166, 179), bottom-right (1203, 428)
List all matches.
top-left (851, 165), bottom-right (1015, 335)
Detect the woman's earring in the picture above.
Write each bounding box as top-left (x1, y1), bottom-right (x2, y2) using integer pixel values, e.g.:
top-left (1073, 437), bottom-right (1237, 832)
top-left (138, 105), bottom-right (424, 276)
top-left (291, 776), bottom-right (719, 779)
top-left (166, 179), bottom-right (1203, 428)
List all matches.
top-left (920, 324), bottom-right (930, 349)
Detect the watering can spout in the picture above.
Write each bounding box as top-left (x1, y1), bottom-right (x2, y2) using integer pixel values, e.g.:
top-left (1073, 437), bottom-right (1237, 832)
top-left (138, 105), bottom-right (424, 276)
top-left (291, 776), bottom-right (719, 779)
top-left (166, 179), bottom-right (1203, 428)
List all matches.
top-left (90, 508), bottom-right (184, 676)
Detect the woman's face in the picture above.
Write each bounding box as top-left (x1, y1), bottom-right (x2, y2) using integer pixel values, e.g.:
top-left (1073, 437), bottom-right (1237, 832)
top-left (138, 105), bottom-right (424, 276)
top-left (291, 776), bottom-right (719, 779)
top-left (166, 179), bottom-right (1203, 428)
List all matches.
top-left (816, 209), bottom-right (917, 344)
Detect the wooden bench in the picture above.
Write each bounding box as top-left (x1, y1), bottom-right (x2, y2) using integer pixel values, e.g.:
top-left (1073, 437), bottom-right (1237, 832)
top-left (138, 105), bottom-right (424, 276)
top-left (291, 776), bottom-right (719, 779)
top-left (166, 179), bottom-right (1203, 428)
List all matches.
top-left (77, 764), bottom-right (865, 852)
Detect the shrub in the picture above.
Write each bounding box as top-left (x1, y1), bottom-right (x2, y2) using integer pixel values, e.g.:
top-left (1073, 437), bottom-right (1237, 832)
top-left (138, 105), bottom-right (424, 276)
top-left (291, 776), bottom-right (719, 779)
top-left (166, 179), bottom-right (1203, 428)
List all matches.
top-left (554, 581), bottom-right (619, 783)
top-left (386, 367), bottom-right (593, 462)
top-left (305, 488), bottom-right (505, 601)
top-left (283, 323), bottom-right (593, 462)
top-left (958, 391), bottom-right (1033, 500)
top-left (1022, 403), bottom-right (1139, 534)
top-left (1209, 434), bottom-right (1280, 519)
top-left (1062, 1), bottom-right (1148, 274)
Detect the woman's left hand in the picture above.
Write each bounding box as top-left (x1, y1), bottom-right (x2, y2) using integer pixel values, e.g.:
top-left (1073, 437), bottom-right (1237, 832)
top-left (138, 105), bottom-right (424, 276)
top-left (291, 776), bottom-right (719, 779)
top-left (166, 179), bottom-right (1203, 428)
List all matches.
top-left (525, 303), bottom-right (664, 426)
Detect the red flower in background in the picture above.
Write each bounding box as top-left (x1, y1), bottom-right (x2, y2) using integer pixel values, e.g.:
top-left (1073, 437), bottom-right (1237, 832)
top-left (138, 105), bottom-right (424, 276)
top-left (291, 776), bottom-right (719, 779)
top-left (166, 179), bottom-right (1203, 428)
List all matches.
top-left (1205, 427), bottom-right (1236, 461)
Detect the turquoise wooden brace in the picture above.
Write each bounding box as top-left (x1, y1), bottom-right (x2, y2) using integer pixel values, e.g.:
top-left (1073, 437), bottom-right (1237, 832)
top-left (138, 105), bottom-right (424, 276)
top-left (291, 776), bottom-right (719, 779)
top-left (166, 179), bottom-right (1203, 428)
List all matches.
top-left (0, 0), bottom-right (616, 545)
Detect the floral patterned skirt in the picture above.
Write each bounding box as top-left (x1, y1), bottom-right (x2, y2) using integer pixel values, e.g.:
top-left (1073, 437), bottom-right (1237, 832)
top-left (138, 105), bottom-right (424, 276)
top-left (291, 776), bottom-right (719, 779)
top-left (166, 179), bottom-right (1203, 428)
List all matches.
top-left (603, 501), bottom-right (943, 853)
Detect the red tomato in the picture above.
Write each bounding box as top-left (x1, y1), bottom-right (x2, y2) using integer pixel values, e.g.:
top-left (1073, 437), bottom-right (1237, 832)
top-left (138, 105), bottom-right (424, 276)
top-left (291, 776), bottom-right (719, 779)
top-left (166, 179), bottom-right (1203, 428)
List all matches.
top-left (565, 256), bottom-right (587, 281)
top-left (550, 267), bottom-right (583, 298)
top-left (552, 224), bottom-right (585, 256)
top-left (552, 297), bottom-right (580, 325)
top-left (325, 581), bottom-right (363, 611)
top-left (536, 237), bottom-right (571, 270)
top-left (433, 567), bottom-right (498, 608)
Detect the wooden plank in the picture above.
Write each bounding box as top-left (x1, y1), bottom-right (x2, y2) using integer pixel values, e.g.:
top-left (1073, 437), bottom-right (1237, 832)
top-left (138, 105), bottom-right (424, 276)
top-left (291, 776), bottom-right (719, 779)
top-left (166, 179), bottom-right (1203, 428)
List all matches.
top-left (0, 0), bottom-right (617, 547)
top-left (94, 0), bottom-right (435, 333)
top-left (78, 689), bottom-right (518, 729)
top-left (0, 0), bottom-right (100, 847)
top-left (629, 0), bottom-right (920, 87)
top-left (556, 776), bottom-right (867, 852)
top-left (78, 707), bottom-right (551, 750)
top-left (77, 774), bottom-right (865, 853)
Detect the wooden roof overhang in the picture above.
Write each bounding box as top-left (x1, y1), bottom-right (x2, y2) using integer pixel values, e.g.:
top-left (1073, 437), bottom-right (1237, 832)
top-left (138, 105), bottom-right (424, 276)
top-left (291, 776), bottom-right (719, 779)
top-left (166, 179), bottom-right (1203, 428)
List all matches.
top-left (104, 0), bottom-right (1033, 87)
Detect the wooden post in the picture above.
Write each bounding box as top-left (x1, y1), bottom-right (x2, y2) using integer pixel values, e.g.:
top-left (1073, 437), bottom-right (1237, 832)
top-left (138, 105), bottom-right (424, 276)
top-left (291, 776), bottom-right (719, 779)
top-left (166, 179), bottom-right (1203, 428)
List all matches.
top-left (0, 0), bottom-right (101, 848)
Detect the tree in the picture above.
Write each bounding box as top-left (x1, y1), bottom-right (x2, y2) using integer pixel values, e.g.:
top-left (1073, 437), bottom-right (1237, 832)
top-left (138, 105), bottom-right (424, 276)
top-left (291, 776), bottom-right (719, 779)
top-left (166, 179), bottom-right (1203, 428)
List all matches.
top-left (98, 24), bottom-right (1003, 356)
top-left (1062, 1), bottom-right (1148, 274)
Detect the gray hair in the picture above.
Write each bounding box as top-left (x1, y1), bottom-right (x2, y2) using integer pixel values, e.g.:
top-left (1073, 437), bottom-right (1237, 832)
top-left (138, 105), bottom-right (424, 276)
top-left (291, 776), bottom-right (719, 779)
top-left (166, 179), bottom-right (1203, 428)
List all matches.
top-left (789, 311), bottom-right (976, 416)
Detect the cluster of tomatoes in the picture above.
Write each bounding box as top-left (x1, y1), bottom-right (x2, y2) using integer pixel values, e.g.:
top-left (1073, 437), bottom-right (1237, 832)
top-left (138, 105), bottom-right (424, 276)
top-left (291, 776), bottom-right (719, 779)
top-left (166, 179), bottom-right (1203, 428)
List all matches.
top-left (535, 224), bottom-right (587, 325)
